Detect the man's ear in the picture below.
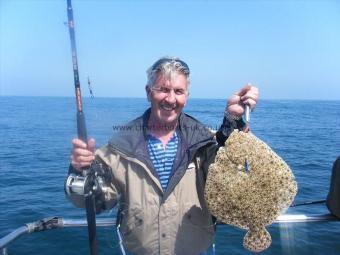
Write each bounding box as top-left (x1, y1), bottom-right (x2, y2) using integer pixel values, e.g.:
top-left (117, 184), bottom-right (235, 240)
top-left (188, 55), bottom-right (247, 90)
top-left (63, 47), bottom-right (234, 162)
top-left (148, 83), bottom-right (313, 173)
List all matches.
top-left (145, 86), bottom-right (151, 101)
top-left (183, 96), bottom-right (188, 106)
top-left (183, 90), bottom-right (189, 106)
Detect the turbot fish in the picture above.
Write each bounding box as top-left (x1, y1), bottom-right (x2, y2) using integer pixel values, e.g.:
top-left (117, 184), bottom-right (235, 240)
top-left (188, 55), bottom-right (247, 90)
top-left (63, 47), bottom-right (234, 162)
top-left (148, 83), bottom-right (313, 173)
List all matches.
top-left (205, 130), bottom-right (297, 252)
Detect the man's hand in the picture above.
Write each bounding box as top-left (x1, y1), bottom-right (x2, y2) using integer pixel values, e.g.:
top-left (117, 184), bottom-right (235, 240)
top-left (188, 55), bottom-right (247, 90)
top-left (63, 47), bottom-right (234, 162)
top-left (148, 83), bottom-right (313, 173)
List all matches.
top-left (70, 138), bottom-right (96, 171)
top-left (226, 83), bottom-right (259, 118)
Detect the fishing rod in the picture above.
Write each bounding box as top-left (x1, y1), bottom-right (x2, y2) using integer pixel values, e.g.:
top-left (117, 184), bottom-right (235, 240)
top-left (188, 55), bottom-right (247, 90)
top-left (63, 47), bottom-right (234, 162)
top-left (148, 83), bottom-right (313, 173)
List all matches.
top-left (65, 1), bottom-right (101, 254)
top-left (66, 0), bottom-right (87, 142)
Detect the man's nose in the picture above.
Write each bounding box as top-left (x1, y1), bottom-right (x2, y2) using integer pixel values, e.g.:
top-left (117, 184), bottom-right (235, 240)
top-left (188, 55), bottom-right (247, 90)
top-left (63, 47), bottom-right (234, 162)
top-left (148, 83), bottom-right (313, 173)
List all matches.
top-left (165, 89), bottom-right (176, 103)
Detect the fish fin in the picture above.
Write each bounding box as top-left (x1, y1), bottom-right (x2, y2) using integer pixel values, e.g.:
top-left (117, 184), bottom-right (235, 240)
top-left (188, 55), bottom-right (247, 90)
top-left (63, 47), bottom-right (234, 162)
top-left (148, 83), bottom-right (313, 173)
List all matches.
top-left (243, 227), bottom-right (272, 253)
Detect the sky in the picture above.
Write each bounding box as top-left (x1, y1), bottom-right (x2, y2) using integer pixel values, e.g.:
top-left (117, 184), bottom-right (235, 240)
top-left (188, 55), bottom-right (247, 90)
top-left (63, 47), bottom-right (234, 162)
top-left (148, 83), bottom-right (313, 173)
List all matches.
top-left (1, 0), bottom-right (340, 100)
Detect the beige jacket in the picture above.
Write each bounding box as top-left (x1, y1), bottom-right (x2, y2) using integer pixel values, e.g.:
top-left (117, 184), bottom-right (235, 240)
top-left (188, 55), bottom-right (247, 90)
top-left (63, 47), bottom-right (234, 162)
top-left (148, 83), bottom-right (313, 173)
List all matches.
top-left (68, 109), bottom-right (243, 255)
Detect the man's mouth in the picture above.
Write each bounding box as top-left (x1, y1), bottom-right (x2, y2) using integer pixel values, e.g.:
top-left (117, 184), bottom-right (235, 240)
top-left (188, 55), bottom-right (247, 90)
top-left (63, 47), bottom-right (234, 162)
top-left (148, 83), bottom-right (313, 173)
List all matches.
top-left (160, 103), bottom-right (176, 111)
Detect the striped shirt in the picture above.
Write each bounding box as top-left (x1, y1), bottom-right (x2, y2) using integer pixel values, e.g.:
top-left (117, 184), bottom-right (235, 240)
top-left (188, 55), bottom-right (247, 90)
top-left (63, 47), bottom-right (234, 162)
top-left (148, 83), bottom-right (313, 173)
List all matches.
top-left (147, 132), bottom-right (179, 191)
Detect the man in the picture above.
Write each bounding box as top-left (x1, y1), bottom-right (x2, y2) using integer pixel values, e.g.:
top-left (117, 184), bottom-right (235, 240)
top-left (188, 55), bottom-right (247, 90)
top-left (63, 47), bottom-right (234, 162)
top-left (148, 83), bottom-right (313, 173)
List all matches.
top-left (326, 157), bottom-right (340, 218)
top-left (68, 57), bottom-right (259, 255)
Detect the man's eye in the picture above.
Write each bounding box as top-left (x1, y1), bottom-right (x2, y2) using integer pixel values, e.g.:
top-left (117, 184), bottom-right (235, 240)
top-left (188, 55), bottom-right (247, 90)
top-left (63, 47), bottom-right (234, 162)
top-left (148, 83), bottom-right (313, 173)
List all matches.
top-left (175, 89), bottom-right (185, 95)
top-left (160, 87), bottom-right (170, 93)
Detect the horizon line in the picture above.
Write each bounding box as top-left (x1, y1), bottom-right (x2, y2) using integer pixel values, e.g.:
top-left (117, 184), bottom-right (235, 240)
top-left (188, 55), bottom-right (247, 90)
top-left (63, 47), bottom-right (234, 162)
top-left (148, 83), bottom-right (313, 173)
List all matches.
top-left (0, 95), bottom-right (340, 101)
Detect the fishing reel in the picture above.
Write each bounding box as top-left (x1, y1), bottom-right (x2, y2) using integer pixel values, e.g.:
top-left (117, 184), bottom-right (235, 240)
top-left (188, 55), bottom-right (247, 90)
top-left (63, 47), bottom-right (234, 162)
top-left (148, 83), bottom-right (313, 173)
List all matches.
top-left (65, 160), bottom-right (112, 213)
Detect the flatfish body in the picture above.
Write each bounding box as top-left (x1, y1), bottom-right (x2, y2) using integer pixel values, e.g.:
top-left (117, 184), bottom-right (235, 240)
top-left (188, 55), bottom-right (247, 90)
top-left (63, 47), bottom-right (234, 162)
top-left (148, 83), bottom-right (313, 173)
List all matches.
top-left (205, 130), bottom-right (297, 252)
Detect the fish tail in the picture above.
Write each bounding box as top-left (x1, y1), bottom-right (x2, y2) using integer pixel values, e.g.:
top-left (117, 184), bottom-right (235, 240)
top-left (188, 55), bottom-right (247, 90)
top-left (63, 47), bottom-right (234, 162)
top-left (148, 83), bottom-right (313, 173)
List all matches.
top-left (243, 227), bottom-right (272, 253)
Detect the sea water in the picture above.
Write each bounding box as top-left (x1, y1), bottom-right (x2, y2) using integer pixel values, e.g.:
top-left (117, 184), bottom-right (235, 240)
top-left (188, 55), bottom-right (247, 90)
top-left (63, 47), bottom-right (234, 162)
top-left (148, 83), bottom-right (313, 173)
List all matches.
top-left (0, 97), bottom-right (339, 255)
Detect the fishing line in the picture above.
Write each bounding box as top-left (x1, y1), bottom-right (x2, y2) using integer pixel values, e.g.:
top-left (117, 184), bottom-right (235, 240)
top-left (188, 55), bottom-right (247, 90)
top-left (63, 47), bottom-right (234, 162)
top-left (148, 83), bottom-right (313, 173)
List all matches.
top-left (290, 200), bottom-right (326, 207)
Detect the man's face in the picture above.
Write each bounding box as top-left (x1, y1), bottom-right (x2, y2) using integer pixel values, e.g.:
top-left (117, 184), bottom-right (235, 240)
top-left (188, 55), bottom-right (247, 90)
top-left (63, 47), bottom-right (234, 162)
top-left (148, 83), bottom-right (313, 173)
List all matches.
top-left (147, 73), bottom-right (188, 127)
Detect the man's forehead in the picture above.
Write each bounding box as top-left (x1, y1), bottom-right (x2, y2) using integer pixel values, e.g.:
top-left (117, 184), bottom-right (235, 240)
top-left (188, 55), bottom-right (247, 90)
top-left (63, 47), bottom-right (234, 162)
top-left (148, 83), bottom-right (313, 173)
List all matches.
top-left (155, 73), bottom-right (188, 85)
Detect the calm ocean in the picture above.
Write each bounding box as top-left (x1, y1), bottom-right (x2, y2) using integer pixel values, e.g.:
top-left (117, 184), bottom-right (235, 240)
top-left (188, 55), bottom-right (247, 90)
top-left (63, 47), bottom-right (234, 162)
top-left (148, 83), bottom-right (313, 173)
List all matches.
top-left (0, 97), bottom-right (339, 255)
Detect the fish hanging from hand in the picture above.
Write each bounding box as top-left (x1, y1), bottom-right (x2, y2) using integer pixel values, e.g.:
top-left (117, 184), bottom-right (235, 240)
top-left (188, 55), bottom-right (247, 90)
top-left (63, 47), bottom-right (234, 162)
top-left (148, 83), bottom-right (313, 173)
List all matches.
top-left (205, 130), bottom-right (297, 252)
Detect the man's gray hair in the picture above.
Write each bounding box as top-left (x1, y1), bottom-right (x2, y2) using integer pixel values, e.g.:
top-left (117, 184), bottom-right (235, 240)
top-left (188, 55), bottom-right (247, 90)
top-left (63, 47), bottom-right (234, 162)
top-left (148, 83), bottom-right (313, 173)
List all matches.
top-left (146, 57), bottom-right (190, 88)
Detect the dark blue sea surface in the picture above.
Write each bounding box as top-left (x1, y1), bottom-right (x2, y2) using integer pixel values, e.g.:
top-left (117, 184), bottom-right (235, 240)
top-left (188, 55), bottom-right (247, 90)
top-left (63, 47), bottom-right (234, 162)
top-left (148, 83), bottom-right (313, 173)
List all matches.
top-left (0, 97), bottom-right (339, 255)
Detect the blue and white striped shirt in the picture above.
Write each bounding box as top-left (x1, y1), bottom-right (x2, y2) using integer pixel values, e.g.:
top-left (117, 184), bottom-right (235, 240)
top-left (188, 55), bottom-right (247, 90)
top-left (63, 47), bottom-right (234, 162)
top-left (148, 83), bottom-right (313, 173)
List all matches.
top-left (147, 132), bottom-right (179, 191)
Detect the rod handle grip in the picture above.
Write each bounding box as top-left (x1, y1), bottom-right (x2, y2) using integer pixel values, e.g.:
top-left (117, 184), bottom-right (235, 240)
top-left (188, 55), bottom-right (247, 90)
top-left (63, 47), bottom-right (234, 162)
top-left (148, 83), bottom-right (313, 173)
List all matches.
top-left (77, 111), bottom-right (88, 143)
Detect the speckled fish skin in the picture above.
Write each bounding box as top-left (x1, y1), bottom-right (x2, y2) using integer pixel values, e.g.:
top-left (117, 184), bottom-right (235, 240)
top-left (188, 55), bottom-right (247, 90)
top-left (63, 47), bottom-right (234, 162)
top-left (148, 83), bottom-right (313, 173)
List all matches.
top-left (205, 130), bottom-right (298, 252)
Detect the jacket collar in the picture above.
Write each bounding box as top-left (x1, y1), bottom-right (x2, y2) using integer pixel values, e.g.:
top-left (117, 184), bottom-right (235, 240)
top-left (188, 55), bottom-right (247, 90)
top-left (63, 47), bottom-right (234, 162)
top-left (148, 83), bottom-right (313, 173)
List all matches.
top-left (108, 108), bottom-right (216, 197)
top-left (109, 108), bottom-right (214, 156)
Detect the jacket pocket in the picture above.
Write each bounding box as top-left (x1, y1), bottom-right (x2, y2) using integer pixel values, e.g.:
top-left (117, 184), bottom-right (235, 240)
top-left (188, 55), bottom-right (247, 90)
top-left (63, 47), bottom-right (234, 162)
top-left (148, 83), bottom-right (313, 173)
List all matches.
top-left (120, 208), bottom-right (144, 237)
top-left (176, 205), bottom-right (214, 255)
top-left (183, 205), bottom-right (212, 228)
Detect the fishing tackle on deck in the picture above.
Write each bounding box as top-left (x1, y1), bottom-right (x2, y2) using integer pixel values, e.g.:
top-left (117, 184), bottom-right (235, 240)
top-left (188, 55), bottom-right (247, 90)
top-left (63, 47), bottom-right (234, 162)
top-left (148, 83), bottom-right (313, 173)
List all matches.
top-left (88, 77), bottom-right (94, 98)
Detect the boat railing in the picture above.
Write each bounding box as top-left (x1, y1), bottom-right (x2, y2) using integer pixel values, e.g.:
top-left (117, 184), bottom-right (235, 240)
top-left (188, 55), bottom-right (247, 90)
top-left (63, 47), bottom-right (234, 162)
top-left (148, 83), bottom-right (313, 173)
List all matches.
top-left (0, 214), bottom-right (338, 254)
